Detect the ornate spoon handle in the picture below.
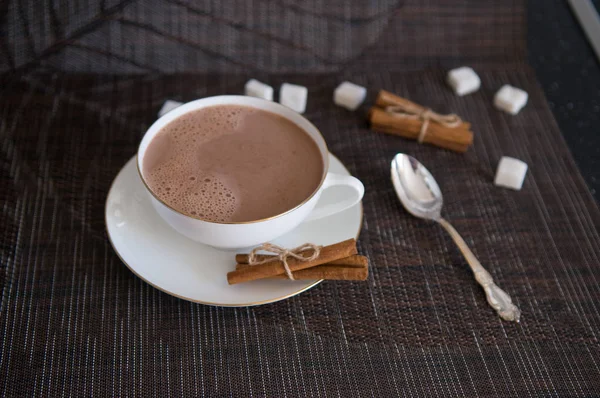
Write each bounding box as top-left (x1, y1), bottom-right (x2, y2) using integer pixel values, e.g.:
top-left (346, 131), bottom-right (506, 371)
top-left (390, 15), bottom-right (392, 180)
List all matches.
top-left (437, 218), bottom-right (521, 322)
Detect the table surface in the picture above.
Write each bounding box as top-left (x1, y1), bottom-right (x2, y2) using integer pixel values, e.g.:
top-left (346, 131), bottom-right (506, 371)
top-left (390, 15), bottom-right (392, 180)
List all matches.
top-left (1, 1), bottom-right (599, 397)
top-left (528, 0), bottom-right (600, 200)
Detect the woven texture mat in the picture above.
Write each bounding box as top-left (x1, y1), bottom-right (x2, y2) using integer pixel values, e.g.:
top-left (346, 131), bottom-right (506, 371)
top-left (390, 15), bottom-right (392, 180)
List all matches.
top-left (2, 0), bottom-right (600, 396)
top-left (1, 69), bottom-right (599, 396)
top-left (2, 0), bottom-right (525, 74)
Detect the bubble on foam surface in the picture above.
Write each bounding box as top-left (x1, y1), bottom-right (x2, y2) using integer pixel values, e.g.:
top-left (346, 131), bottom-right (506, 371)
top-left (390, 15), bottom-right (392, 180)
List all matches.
top-left (143, 105), bottom-right (248, 222)
top-left (149, 169), bottom-right (238, 222)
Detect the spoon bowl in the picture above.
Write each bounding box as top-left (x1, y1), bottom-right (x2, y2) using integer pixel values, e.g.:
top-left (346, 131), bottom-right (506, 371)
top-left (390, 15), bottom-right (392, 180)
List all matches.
top-left (391, 154), bottom-right (443, 220)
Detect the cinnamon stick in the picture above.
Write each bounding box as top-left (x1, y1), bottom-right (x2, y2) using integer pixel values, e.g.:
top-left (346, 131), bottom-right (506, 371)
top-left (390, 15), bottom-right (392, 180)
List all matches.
top-left (369, 90), bottom-right (474, 153)
top-left (376, 90), bottom-right (419, 109)
top-left (235, 255), bottom-right (369, 281)
top-left (227, 239), bottom-right (358, 285)
top-left (236, 254), bottom-right (365, 267)
top-left (376, 90), bottom-right (470, 129)
top-left (267, 262), bottom-right (367, 281)
top-left (369, 111), bottom-right (472, 152)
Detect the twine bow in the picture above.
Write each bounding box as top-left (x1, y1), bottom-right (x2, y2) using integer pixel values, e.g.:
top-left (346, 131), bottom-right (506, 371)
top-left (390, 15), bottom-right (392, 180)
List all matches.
top-left (385, 103), bottom-right (463, 144)
top-left (248, 243), bottom-right (322, 280)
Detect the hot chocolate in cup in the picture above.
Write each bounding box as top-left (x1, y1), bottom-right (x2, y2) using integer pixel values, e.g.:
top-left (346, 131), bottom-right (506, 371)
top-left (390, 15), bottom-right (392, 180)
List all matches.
top-left (137, 96), bottom-right (364, 249)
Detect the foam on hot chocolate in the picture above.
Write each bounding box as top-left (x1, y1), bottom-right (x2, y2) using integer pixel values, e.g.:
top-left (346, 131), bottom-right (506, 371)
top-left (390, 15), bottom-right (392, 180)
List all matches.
top-left (143, 105), bottom-right (323, 223)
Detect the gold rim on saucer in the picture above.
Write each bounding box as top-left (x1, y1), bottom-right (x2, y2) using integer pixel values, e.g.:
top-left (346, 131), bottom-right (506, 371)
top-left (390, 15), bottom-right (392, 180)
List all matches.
top-left (105, 153), bottom-right (363, 307)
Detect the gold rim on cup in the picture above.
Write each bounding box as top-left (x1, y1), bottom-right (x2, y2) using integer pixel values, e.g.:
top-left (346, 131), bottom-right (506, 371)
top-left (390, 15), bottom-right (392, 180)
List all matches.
top-left (136, 97), bottom-right (331, 225)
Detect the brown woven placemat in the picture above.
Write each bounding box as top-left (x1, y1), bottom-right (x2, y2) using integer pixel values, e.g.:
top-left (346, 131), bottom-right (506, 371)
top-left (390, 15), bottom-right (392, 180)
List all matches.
top-left (0, 68), bottom-right (598, 396)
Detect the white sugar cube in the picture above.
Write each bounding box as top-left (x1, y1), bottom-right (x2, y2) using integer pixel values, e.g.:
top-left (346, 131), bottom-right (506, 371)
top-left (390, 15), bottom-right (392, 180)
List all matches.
top-left (244, 79), bottom-right (274, 101)
top-left (158, 100), bottom-right (183, 117)
top-left (279, 83), bottom-right (308, 113)
top-left (494, 85), bottom-right (528, 115)
top-left (333, 81), bottom-right (367, 111)
top-left (447, 67), bottom-right (481, 96)
top-left (494, 157), bottom-right (528, 190)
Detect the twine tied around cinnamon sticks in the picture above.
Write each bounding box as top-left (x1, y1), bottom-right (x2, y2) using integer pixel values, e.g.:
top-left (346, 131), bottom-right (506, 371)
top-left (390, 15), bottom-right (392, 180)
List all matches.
top-left (369, 90), bottom-right (474, 152)
top-left (385, 104), bottom-right (463, 144)
top-left (247, 243), bottom-right (322, 280)
top-left (227, 239), bottom-right (364, 285)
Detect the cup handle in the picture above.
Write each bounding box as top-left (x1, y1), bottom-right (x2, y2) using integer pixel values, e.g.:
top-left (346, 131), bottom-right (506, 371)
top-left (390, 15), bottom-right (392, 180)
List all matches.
top-left (304, 172), bottom-right (365, 222)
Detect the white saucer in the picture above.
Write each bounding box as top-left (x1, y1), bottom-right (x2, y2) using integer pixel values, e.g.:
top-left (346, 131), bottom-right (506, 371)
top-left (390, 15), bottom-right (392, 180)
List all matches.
top-left (105, 154), bottom-right (363, 306)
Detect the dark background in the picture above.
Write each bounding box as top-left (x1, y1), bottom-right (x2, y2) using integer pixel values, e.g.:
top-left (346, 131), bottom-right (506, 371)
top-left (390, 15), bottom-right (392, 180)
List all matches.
top-left (529, 0), bottom-right (600, 199)
top-left (2, 0), bottom-right (597, 197)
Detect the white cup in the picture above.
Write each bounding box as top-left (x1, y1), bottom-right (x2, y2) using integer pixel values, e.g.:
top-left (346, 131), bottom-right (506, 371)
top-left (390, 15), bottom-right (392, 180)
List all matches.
top-left (137, 96), bottom-right (364, 249)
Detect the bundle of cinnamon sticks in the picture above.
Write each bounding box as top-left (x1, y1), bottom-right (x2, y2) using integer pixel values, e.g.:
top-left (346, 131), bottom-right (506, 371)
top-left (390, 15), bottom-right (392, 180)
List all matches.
top-left (368, 90), bottom-right (474, 152)
top-left (227, 239), bottom-right (369, 285)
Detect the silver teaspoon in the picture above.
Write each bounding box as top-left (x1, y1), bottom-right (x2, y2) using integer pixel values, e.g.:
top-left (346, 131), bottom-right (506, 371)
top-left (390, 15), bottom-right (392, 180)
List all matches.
top-left (391, 153), bottom-right (521, 322)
